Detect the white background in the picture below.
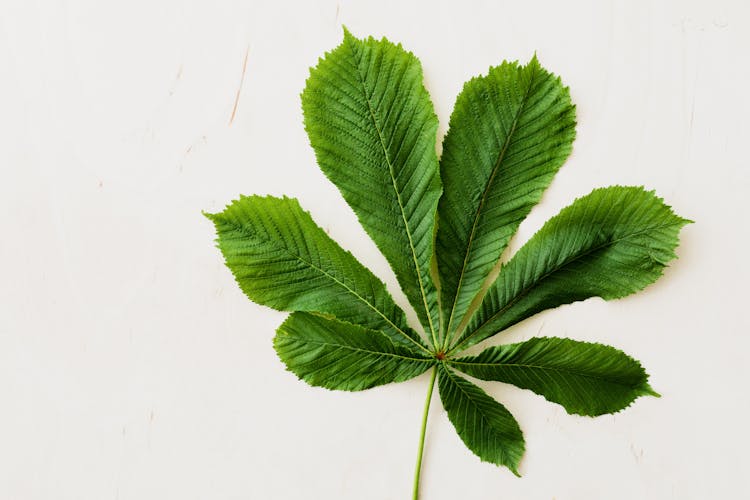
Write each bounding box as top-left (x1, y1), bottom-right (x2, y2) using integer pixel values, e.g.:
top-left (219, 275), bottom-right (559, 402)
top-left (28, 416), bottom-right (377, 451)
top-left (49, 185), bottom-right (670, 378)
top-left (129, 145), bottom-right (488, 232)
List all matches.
top-left (1, 1), bottom-right (748, 499)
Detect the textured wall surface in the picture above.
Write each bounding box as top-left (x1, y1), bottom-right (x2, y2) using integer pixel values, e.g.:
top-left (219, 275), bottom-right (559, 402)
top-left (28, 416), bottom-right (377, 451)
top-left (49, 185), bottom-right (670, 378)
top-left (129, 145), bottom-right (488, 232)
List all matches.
top-left (1, 1), bottom-right (748, 498)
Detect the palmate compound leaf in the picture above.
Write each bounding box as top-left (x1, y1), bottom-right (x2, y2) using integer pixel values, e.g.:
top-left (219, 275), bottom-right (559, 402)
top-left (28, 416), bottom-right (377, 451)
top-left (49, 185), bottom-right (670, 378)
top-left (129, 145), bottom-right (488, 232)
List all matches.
top-left (451, 186), bottom-right (691, 353)
top-left (206, 28), bottom-right (691, 496)
top-left (204, 195), bottom-right (429, 353)
top-left (302, 28), bottom-right (442, 344)
top-left (437, 56), bottom-right (576, 346)
top-left (437, 363), bottom-right (525, 475)
top-left (449, 337), bottom-right (658, 416)
top-left (275, 312), bottom-right (434, 391)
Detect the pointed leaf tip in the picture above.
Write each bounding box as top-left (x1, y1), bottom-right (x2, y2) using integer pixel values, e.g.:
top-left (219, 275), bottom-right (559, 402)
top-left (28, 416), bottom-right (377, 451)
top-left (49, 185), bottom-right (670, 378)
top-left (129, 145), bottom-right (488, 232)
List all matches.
top-left (681, 217), bottom-right (695, 226)
top-left (342, 25), bottom-right (354, 41)
top-left (642, 384), bottom-right (661, 398)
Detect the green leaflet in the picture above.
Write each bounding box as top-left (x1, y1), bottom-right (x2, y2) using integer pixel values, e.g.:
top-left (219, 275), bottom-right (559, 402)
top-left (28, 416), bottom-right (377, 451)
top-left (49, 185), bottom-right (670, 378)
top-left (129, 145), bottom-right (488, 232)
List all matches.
top-left (450, 337), bottom-right (657, 416)
top-left (275, 312), bottom-right (434, 391)
top-left (437, 57), bottom-right (576, 345)
top-left (452, 186), bottom-right (691, 352)
top-left (207, 29), bottom-right (691, 496)
top-left (302, 29), bottom-right (442, 343)
top-left (437, 364), bottom-right (525, 475)
top-left (205, 195), bottom-right (427, 352)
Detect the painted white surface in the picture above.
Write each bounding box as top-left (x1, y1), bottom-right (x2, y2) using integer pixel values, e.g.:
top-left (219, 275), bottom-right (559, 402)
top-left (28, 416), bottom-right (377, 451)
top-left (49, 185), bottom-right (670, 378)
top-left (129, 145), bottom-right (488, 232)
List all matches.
top-left (1, 1), bottom-right (748, 498)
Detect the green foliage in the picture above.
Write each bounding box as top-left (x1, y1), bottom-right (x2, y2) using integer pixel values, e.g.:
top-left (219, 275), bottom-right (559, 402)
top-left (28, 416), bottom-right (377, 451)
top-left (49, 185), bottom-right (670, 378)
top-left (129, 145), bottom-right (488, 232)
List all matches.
top-left (436, 56), bottom-right (576, 344)
top-left (302, 28), bottom-right (442, 342)
top-left (454, 186), bottom-right (691, 352)
top-left (438, 364), bottom-right (525, 475)
top-left (450, 337), bottom-right (658, 416)
top-left (206, 28), bottom-right (689, 497)
top-left (275, 312), bottom-right (434, 391)
top-left (204, 195), bottom-right (426, 350)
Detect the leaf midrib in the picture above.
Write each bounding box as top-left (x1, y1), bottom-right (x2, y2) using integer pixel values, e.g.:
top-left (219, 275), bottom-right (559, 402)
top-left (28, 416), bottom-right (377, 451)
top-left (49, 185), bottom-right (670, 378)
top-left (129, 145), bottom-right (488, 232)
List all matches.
top-left (449, 359), bottom-right (642, 387)
top-left (281, 334), bottom-right (435, 364)
top-left (443, 63), bottom-right (539, 345)
top-left (450, 220), bottom-right (684, 353)
top-left (344, 36), bottom-right (439, 347)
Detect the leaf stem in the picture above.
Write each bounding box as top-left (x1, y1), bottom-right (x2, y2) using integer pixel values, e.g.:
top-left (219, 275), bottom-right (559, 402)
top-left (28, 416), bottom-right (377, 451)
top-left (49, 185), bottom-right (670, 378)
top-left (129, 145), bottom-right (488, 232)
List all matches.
top-left (412, 366), bottom-right (437, 500)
